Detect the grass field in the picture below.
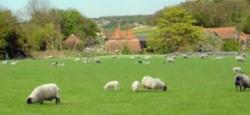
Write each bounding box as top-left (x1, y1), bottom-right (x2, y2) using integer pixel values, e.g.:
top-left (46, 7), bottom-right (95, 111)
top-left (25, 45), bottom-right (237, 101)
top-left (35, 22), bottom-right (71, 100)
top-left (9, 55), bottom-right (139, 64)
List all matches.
top-left (0, 55), bottom-right (250, 115)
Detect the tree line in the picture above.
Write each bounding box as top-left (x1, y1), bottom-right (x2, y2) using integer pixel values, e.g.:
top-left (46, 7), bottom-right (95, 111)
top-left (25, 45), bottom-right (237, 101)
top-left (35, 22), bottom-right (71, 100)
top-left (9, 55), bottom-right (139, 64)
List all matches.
top-left (0, 0), bottom-right (99, 59)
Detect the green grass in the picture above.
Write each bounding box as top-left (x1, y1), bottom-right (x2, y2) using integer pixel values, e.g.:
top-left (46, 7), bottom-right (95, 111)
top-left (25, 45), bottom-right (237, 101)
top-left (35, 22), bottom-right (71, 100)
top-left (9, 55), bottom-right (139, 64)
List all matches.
top-left (0, 55), bottom-right (250, 115)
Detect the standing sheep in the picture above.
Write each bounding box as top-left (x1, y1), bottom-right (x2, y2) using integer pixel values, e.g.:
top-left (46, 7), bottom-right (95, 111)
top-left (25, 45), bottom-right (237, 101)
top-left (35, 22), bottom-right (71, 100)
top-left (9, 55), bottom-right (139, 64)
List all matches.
top-left (235, 56), bottom-right (245, 62)
top-left (131, 81), bottom-right (140, 92)
top-left (104, 81), bottom-right (120, 91)
top-left (141, 76), bottom-right (167, 91)
top-left (235, 74), bottom-right (250, 91)
top-left (27, 83), bottom-right (60, 104)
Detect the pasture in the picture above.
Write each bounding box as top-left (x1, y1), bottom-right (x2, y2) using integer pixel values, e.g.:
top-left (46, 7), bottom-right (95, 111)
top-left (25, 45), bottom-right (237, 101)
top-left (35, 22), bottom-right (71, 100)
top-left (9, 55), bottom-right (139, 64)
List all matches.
top-left (0, 55), bottom-right (249, 115)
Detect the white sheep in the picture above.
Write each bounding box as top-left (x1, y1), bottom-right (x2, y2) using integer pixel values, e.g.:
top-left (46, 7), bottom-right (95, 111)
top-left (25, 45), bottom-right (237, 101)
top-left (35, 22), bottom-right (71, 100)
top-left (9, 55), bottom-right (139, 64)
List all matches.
top-left (166, 57), bottom-right (175, 63)
top-left (141, 76), bottom-right (167, 91)
top-left (74, 58), bottom-right (80, 62)
top-left (27, 83), bottom-right (60, 104)
top-left (200, 53), bottom-right (208, 59)
top-left (104, 81), bottom-right (120, 91)
top-left (57, 63), bottom-right (65, 67)
top-left (1, 60), bottom-right (9, 65)
top-left (131, 81), bottom-right (140, 92)
top-left (144, 55), bottom-right (151, 60)
top-left (182, 54), bottom-right (189, 59)
top-left (233, 67), bottom-right (243, 74)
top-left (235, 56), bottom-right (245, 62)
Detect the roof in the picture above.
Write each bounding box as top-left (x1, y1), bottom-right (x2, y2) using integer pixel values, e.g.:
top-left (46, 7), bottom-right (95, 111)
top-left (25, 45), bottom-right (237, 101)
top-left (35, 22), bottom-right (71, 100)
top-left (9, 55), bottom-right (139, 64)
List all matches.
top-left (204, 27), bottom-right (237, 40)
top-left (64, 34), bottom-right (82, 45)
top-left (110, 26), bottom-right (137, 40)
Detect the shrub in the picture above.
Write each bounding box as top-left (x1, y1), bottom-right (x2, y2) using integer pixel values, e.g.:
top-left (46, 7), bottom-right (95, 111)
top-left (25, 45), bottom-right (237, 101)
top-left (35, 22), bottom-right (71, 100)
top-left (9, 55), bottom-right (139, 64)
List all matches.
top-left (222, 39), bottom-right (240, 51)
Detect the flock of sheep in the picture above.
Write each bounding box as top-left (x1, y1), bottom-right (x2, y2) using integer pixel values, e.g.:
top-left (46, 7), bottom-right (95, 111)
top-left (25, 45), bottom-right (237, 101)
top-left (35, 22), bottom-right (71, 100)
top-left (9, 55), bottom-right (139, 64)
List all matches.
top-left (1, 53), bottom-right (249, 104)
top-left (27, 75), bottom-right (167, 104)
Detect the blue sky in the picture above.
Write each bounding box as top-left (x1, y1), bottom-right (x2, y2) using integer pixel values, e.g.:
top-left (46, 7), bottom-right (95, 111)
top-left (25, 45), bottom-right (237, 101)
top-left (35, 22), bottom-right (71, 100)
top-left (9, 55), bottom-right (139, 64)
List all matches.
top-left (0, 0), bottom-right (185, 18)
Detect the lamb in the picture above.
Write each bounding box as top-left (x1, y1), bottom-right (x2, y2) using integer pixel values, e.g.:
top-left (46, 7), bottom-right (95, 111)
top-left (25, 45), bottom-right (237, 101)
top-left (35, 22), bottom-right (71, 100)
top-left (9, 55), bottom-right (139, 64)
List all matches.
top-left (233, 67), bottom-right (243, 74)
top-left (235, 74), bottom-right (250, 91)
top-left (104, 81), bottom-right (120, 91)
top-left (27, 83), bottom-right (60, 104)
top-left (131, 81), bottom-right (140, 92)
top-left (235, 56), bottom-right (245, 62)
top-left (141, 76), bottom-right (167, 91)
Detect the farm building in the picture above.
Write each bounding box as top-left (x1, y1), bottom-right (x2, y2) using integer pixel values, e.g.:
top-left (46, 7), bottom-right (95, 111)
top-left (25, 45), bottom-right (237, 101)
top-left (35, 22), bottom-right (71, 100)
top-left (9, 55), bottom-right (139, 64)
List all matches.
top-left (105, 26), bottom-right (142, 53)
top-left (204, 27), bottom-right (250, 50)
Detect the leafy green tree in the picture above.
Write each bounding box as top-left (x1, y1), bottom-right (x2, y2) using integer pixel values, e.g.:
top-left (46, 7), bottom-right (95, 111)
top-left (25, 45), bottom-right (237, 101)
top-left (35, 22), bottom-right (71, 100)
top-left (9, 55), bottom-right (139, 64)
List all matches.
top-left (149, 7), bottom-right (202, 53)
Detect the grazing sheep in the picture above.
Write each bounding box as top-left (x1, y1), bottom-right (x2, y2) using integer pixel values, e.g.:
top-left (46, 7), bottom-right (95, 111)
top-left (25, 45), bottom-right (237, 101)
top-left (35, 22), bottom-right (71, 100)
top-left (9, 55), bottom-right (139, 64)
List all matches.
top-left (1, 60), bottom-right (9, 65)
top-left (166, 57), bottom-right (175, 63)
top-left (233, 67), bottom-right (243, 74)
top-left (235, 56), bottom-right (245, 62)
top-left (141, 76), bottom-right (167, 91)
top-left (95, 59), bottom-right (101, 64)
top-left (51, 61), bottom-right (58, 66)
top-left (200, 53), bottom-right (208, 59)
top-left (182, 54), bottom-right (189, 59)
top-left (131, 81), bottom-right (140, 92)
top-left (235, 74), bottom-right (250, 91)
top-left (104, 81), bottom-right (120, 91)
top-left (27, 83), bottom-right (60, 104)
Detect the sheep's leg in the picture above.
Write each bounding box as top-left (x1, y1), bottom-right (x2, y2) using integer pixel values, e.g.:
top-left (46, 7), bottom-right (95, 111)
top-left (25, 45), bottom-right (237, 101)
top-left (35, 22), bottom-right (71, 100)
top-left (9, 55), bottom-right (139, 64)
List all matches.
top-left (55, 98), bottom-right (61, 104)
top-left (240, 86), bottom-right (243, 91)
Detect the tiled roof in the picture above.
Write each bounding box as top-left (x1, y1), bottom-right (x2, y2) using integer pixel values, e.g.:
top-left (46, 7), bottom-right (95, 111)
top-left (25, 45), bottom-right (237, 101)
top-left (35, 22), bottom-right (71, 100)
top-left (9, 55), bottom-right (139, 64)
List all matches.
top-left (204, 27), bottom-right (237, 40)
top-left (64, 34), bottom-right (82, 45)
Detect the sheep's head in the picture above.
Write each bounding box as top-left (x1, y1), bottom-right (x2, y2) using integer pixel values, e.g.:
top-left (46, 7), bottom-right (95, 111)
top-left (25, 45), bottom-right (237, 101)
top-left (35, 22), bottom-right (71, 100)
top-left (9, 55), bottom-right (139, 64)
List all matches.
top-left (163, 85), bottom-right (167, 91)
top-left (27, 97), bottom-right (33, 104)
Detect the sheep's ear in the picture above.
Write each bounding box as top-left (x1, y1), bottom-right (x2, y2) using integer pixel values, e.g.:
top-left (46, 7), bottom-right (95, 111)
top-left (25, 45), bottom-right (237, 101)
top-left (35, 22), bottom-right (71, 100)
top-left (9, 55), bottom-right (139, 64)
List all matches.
top-left (27, 98), bottom-right (32, 104)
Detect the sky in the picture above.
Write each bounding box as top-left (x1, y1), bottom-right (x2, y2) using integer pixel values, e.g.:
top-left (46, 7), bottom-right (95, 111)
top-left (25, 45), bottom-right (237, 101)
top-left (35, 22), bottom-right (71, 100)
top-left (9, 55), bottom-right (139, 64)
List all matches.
top-left (0, 0), bottom-right (185, 18)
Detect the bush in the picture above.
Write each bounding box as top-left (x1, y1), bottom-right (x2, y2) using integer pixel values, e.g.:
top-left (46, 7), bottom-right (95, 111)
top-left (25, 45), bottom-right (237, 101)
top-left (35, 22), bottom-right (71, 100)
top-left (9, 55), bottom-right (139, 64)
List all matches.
top-left (222, 39), bottom-right (240, 51)
top-left (121, 45), bottom-right (131, 54)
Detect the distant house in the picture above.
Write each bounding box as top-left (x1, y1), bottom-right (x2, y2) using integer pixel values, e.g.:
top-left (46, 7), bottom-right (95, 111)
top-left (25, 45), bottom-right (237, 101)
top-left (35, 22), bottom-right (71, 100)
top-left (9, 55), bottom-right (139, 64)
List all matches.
top-left (204, 26), bottom-right (250, 50)
top-left (64, 34), bottom-right (83, 50)
top-left (105, 26), bottom-right (142, 53)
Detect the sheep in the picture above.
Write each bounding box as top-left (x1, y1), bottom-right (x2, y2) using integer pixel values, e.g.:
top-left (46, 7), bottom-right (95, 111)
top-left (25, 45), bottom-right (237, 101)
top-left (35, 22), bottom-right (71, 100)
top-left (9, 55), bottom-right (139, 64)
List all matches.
top-left (27, 83), bottom-right (60, 104)
top-left (166, 57), bottom-right (175, 63)
top-left (57, 63), bottom-right (65, 67)
top-left (82, 58), bottom-right (89, 63)
top-left (104, 81), bottom-right (120, 91)
top-left (95, 59), bottom-right (101, 64)
top-left (235, 56), bottom-right (245, 62)
top-left (200, 53), bottom-right (208, 59)
top-left (216, 56), bottom-right (224, 60)
top-left (182, 54), bottom-right (189, 59)
top-left (141, 76), bottom-right (167, 91)
top-left (74, 58), bottom-right (80, 62)
top-left (233, 67), bottom-right (243, 74)
top-left (144, 55), bottom-right (151, 60)
top-left (51, 61), bottom-right (58, 66)
top-left (130, 56), bottom-right (136, 59)
top-left (1, 60), bottom-right (9, 65)
top-left (131, 81), bottom-right (140, 92)
top-left (235, 74), bottom-right (250, 91)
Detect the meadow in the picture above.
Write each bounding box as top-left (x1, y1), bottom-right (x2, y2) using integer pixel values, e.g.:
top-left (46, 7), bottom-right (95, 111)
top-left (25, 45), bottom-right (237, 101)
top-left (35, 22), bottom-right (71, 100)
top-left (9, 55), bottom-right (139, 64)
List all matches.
top-left (0, 55), bottom-right (250, 115)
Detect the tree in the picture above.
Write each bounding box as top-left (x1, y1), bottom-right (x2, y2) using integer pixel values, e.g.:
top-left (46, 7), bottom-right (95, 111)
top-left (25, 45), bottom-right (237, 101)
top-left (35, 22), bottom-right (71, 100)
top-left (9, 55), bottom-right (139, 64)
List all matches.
top-left (149, 7), bottom-right (202, 53)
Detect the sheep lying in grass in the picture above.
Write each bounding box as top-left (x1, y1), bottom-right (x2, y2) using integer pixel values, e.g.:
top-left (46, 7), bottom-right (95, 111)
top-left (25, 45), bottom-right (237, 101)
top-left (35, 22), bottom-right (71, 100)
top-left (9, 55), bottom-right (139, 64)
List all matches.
top-left (131, 81), bottom-right (140, 92)
top-left (27, 83), bottom-right (60, 104)
top-left (74, 58), bottom-right (80, 62)
top-left (235, 56), bottom-right (245, 62)
top-left (141, 76), bottom-right (167, 91)
top-left (104, 81), bottom-right (120, 91)
top-left (235, 74), bottom-right (250, 91)
top-left (233, 67), bottom-right (243, 74)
